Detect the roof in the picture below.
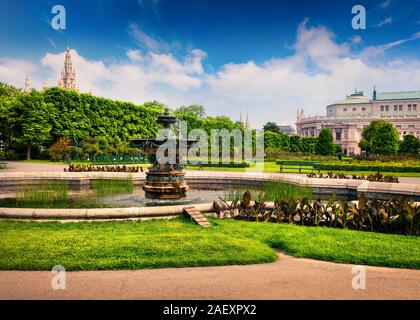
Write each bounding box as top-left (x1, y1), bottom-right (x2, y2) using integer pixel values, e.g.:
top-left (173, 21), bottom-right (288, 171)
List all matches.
top-left (376, 91), bottom-right (420, 101)
top-left (333, 92), bottom-right (370, 105)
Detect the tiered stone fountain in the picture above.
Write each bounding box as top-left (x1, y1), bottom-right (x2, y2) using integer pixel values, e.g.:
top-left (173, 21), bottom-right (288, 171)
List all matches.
top-left (130, 108), bottom-right (197, 199)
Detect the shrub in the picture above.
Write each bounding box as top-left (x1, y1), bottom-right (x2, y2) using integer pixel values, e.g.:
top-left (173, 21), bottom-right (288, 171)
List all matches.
top-left (230, 193), bottom-right (419, 236)
top-left (48, 138), bottom-right (72, 162)
top-left (187, 161), bottom-right (250, 168)
top-left (315, 128), bottom-right (334, 155)
top-left (318, 163), bottom-right (420, 173)
top-left (399, 134), bottom-right (420, 155)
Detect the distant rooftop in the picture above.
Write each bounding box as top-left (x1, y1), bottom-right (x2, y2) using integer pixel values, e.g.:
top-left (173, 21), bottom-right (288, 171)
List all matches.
top-left (333, 91), bottom-right (370, 105)
top-left (376, 91), bottom-right (420, 101)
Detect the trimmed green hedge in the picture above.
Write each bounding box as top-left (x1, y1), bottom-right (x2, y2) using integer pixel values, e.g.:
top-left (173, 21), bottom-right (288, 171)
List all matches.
top-left (187, 162), bottom-right (250, 168)
top-left (276, 160), bottom-right (318, 166)
top-left (319, 163), bottom-right (420, 173)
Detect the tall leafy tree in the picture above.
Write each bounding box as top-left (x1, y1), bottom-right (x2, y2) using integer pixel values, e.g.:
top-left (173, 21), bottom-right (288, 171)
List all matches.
top-left (289, 135), bottom-right (300, 152)
top-left (176, 104), bottom-right (206, 118)
top-left (299, 137), bottom-right (317, 153)
top-left (264, 131), bottom-right (290, 150)
top-left (263, 122), bottom-right (280, 134)
top-left (315, 128), bottom-right (334, 155)
top-left (358, 120), bottom-right (387, 153)
top-left (398, 134), bottom-right (420, 155)
top-left (11, 91), bottom-right (53, 159)
top-left (371, 122), bottom-right (399, 155)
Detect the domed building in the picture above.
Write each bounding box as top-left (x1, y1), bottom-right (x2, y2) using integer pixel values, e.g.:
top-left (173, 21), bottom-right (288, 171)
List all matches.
top-left (296, 89), bottom-right (420, 155)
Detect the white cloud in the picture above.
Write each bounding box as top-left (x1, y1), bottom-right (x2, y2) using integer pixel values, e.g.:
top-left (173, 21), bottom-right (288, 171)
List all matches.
top-left (351, 35), bottom-right (363, 46)
top-left (128, 23), bottom-right (169, 52)
top-left (1, 20), bottom-right (420, 128)
top-left (375, 17), bottom-right (393, 28)
top-left (361, 31), bottom-right (420, 58)
top-left (206, 21), bottom-right (420, 126)
top-left (127, 49), bottom-right (143, 62)
top-left (0, 58), bottom-right (38, 89)
top-left (41, 50), bottom-right (110, 93)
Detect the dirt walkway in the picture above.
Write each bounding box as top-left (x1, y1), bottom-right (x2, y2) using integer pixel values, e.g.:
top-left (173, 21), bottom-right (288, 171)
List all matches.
top-left (1, 253), bottom-right (419, 300)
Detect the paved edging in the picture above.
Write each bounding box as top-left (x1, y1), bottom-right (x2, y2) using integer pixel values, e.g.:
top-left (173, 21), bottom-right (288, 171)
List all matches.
top-left (1, 170), bottom-right (419, 196)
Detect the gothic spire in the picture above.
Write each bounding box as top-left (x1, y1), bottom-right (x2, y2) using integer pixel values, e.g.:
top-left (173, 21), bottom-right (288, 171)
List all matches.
top-left (245, 111), bottom-right (250, 129)
top-left (23, 74), bottom-right (31, 93)
top-left (58, 47), bottom-right (78, 91)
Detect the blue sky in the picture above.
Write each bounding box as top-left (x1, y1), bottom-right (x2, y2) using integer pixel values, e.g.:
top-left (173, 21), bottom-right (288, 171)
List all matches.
top-left (0, 0), bottom-right (419, 127)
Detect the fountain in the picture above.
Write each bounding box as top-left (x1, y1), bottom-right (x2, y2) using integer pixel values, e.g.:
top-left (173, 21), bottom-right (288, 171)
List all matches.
top-left (130, 108), bottom-right (197, 199)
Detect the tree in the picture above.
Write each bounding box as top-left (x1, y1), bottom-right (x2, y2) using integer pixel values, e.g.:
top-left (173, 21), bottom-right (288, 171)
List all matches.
top-left (315, 128), bottom-right (334, 155)
top-left (358, 120), bottom-right (387, 153)
top-left (176, 104), bottom-right (206, 118)
top-left (264, 131), bottom-right (290, 150)
top-left (299, 137), bottom-right (317, 153)
top-left (263, 122), bottom-right (280, 134)
top-left (289, 135), bottom-right (300, 152)
top-left (371, 122), bottom-right (399, 155)
top-left (11, 91), bottom-right (53, 160)
top-left (399, 134), bottom-right (420, 155)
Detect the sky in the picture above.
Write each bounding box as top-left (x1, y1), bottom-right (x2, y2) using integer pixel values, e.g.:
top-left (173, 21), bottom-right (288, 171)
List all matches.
top-left (0, 0), bottom-right (419, 128)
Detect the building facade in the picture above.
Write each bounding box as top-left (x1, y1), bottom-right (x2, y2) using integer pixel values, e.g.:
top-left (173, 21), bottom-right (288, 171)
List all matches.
top-left (296, 89), bottom-right (420, 155)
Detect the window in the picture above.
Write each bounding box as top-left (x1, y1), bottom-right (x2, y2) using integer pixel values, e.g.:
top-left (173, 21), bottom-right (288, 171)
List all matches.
top-left (335, 129), bottom-right (342, 141)
top-left (408, 105), bottom-right (412, 111)
top-left (380, 105), bottom-right (384, 111)
top-left (408, 125), bottom-right (415, 128)
top-left (394, 105), bottom-right (398, 111)
top-left (343, 108), bottom-right (347, 112)
top-left (352, 108), bottom-right (356, 111)
top-left (362, 107), bottom-right (366, 111)
top-left (414, 104), bottom-right (417, 111)
top-left (399, 105), bottom-right (403, 111)
top-left (385, 105), bottom-right (389, 111)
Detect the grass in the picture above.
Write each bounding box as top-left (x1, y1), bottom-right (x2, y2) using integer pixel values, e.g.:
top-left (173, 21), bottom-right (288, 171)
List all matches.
top-left (186, 161), bottom-right (420, 177)
top-left (0, 218), bottom-right (418, 271)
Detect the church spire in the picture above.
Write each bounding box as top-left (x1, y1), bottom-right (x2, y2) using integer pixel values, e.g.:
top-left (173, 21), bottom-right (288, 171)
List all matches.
top-left (58, 47), bottom-right (78, 91)
top-left (23, 74), bottom-right (31, 93)
top-left (245, 111), bottom-right (250, 129)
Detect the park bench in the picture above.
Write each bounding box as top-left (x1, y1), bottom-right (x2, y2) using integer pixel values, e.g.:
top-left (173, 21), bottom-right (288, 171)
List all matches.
top-left (278, 161), bottom-right (321, 173)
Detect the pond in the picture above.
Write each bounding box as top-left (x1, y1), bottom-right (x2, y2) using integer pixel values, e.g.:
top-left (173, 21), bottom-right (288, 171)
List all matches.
top-left (0, 179), bottom-right (352, 209)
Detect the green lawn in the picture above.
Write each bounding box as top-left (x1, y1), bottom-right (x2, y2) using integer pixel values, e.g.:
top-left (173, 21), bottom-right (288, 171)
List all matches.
top-left (186, 161), bottom-right (420, 177)
top-left (0, 218), bottom-right (418, 271)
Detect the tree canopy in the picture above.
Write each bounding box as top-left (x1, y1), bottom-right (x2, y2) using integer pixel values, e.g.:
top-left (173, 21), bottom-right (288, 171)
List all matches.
top-left (263, 122), bottom-right (280, 134)
top-left (315, 128), bottom-right (334, 155)
top-left (398, 134), bottom-right (420, 155)
top-left (359, 120), bottom-right (400, 155)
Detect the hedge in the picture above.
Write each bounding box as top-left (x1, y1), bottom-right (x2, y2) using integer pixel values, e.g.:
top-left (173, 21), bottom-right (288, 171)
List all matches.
top-left (186, 162), bottom-right (250, 168)
top-left (318, 163), bottom-right (420, 173)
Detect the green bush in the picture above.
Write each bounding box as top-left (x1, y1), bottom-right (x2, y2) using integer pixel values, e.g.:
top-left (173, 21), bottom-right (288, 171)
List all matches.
top-left (315, 128), bottom-right (334, 155)
top-left (319, 163), bottom-right (420, 173)
top-left (187, 161), bottom-right (250, 168)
